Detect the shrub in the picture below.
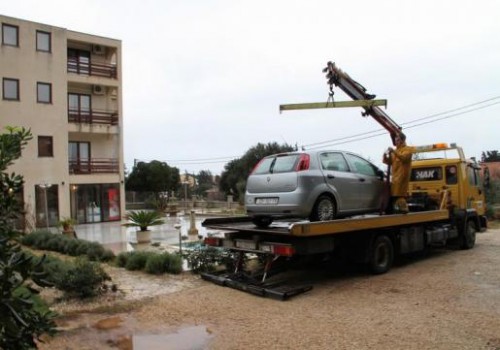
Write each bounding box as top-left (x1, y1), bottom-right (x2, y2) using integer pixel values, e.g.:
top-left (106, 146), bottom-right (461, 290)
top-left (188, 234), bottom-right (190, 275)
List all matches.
top-left (116, 251), bottom-right (133, 267)
top-left (53, 257), bottom-right (111, 298)
top-left (184, 247), bottom-right (238, 273)
top-left (125, 251), bottom-right (153, 271)
top-left (166, 253), bottom-right (183, 274)
top-left (144, 253), bottom-right (169, 274)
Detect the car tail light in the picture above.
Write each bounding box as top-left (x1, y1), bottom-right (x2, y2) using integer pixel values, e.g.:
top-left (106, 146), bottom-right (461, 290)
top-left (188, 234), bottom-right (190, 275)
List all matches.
top-left (295, 154), bottom-right (310, 171)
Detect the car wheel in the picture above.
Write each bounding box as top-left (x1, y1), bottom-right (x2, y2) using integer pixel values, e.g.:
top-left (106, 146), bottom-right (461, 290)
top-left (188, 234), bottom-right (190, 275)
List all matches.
top-left (252, 216), bottom-right (273, 228)
top-left (368, 235), bottom-right (394, 274)
top-left (310, 195), bottom-right (336, 222)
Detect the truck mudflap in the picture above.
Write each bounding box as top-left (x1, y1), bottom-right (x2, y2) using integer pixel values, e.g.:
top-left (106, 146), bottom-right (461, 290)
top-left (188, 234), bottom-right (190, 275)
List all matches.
top-left (200, 271), bottom-right (313, 301)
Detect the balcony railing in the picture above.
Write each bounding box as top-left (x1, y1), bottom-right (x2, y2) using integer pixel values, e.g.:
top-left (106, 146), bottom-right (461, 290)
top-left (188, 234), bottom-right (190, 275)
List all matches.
top-left (69, 158), bottom-right (119, 174)
top-left (68, 109), bottom-right (118, 125)
top-left (67, 57), bottom-right (117, 79)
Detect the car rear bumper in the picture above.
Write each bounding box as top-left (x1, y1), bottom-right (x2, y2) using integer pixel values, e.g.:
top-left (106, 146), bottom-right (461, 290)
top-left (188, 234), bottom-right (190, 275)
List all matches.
top-left (245, 191), bottom-right (312, 218)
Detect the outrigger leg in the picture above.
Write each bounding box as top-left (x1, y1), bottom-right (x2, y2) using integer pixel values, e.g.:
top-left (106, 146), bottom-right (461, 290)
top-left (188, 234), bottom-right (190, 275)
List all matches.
top-left (200, 253), bottom-right (313, 300)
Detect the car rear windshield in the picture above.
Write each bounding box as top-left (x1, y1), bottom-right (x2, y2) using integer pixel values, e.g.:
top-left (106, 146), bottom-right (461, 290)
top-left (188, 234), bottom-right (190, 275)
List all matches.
top-left (253, 155), bottom-right (298, 174)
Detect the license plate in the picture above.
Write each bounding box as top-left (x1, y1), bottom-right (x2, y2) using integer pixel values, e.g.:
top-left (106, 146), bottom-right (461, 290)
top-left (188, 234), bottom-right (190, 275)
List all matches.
top-left (256, 197), bottom-right (279, 205)
top-left (235, 240), bottom-right (256, 250)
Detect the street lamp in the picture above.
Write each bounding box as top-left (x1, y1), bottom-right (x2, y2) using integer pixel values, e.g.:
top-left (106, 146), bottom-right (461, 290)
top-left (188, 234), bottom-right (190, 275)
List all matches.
top-left (39, 183), bottom-right (52, 230)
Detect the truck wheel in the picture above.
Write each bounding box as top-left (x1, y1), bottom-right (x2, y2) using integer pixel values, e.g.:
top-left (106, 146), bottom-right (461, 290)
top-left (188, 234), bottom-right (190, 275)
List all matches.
top-left (368, 235), bottom-right (394, 274)
top-left (252, 216), bottom-right (273, 228)
top-left (310, 195), bottom-right (336, 222)
top-left (460, 221), bottom-right (476, 250)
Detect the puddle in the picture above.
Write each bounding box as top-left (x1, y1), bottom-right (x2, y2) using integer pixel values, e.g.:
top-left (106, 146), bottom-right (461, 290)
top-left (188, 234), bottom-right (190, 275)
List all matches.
top-left (133, 325), bottom-right (213, 350)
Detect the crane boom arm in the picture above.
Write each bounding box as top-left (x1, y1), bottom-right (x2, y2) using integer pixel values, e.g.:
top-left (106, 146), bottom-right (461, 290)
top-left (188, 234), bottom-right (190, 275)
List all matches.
top-left (324, 61), bottom-right (404, 145)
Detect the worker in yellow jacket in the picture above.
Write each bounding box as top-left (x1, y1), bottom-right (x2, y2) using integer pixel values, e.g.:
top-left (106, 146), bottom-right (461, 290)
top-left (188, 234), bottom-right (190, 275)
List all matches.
top-left (382, 134), bottom-right (413, 213)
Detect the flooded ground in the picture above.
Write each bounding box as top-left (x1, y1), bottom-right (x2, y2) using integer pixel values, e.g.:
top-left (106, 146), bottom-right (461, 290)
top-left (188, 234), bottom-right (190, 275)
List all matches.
top-left (67, 213), bottom-right (222, 254)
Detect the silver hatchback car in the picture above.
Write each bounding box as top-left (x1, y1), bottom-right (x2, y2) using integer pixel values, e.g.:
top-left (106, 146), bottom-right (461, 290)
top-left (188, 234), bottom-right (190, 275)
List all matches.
top-left (245, 150), bottom-right (385, 227)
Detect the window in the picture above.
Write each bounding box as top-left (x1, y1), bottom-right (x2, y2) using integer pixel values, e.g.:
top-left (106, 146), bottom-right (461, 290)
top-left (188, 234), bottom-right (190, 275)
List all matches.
top-left (3, 78), bottom-right (19, 100)
top-left (36, 30), bottom-right (51, 52)
top-left (345, 153), bottom-right (377, 176)
top-left (37, 82), bottom-right (52, 103)
top-left (2, 23), bottom-right (19, 46)
top-left (321, 152), bottom-right (349, 172)
top-left (38, 136), bottom-right (53, 157)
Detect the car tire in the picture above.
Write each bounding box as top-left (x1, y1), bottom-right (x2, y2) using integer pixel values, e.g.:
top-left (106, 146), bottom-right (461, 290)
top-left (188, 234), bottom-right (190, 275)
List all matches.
top-left (310, 195), bottom-right (336, 222)
top-left (252, 216), bottom-right (273, 228)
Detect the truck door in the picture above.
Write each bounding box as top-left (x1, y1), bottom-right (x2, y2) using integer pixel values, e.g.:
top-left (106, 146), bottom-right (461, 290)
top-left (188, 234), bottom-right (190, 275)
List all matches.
top-left (464, 164), bottom-right (486, 215)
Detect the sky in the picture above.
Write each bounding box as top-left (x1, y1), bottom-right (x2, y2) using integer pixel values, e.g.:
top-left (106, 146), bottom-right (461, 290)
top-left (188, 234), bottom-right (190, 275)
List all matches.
top-left (3, 0), bottom-right (500, 175)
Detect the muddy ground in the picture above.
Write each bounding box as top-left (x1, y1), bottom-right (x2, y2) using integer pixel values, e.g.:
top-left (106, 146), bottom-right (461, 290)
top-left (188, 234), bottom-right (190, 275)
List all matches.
top-left (39, 225), bottom-right (500, 350)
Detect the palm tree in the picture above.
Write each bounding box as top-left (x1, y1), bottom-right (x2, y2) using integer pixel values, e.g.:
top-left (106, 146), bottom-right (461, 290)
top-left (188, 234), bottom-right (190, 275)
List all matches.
top-left (122, 210), bottom-right (165, 231)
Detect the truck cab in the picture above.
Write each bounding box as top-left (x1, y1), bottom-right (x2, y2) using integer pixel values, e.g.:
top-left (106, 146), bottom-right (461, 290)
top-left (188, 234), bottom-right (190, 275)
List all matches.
top-left (408, 143), bottom-right (487, 228)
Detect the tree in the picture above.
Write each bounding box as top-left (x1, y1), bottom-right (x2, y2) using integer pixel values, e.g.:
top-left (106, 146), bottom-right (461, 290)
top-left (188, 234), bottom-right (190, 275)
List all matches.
top-left (125, 160), bottom-right (180, 209)
top-left (0, 126), bottom-right (57, 348)
top-left (219, 142), bottom-right (295, 201)
top-left (195, 170), bottom-right (214, 197)
top-left (481, 150), bottom-right (500, 162)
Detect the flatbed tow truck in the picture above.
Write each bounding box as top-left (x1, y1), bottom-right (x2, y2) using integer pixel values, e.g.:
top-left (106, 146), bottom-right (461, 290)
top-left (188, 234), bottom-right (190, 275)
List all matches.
top-left (201, 62), bottom-right (488, 300)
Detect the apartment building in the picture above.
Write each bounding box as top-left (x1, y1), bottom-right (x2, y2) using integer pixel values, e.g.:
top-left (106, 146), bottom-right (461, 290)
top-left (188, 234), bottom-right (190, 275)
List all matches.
top-left (0, 15), bottom-right (125, 229)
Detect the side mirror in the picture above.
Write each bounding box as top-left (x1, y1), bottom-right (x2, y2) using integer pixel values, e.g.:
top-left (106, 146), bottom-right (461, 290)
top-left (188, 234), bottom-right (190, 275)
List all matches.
top-left (376, 169), bottom-right (385, 180)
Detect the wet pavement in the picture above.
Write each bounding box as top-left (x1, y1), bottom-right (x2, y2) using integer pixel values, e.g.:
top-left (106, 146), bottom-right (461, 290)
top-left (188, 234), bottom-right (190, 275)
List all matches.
top-left (66, 213), bottom-right (215, 254)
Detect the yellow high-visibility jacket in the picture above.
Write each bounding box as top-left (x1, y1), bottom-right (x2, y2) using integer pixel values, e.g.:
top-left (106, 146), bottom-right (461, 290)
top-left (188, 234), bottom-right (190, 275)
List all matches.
top-left (383, 144), bottom-right (413, 197)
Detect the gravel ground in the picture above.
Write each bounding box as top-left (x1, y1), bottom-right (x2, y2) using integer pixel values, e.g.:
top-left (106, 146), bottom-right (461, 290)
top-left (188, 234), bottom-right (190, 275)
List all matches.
top-left (40, 225), bottom-right (500, 350)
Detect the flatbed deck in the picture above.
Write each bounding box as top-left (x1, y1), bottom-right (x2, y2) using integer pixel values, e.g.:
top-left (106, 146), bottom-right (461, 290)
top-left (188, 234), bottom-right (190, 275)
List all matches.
top-left (202, 210), bottom-right (450, 237)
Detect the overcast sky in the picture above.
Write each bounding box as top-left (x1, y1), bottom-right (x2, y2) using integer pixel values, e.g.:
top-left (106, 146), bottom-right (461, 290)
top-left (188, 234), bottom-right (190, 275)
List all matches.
top-left (4, 0), bottom-right (500, 174)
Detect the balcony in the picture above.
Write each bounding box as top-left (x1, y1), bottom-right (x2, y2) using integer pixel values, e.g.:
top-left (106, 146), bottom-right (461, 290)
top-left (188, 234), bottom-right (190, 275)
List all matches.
top-left (68, 109), bottom-right (118, 126)
top-left (69, 158), bottom-right (119, 174)
top-left (67, 57), bottom-right (117, 79)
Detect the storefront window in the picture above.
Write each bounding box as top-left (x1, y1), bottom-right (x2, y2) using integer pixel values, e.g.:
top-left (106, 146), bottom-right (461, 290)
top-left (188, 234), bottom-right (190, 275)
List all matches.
top-left (70, 183), bottom-right (120, 224)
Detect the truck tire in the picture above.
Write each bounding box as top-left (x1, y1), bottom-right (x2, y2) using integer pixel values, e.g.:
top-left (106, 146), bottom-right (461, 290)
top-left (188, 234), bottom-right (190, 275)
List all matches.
top-left (460, 220), bottom-right (476, 250)
top-left (310, 195), bottom-right (336, 222)
top-left (368, 235), bottom-right (394, 274)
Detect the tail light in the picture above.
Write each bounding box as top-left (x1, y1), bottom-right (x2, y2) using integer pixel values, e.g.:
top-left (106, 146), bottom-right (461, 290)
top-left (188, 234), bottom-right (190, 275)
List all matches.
top-left (295, 154), bottom-right (310, 171)
top-left (204, 237), bottom-right (222, 247)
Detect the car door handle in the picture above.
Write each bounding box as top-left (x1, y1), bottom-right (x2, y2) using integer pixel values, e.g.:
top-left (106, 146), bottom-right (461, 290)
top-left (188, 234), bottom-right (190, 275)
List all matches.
top-left (358, 178), bottom-right (366, 182)
top-left (327, 174), bottom-right (335, 179)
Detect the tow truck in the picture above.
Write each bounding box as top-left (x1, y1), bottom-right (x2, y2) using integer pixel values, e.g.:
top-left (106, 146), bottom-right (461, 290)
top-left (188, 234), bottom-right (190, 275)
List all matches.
top-left (201, 62), bottom-right (488, 300)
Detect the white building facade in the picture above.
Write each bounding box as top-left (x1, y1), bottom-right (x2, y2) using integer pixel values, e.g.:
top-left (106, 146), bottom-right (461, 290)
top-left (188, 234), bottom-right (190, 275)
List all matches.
top-left (1, 15), bottom-right (125, 229)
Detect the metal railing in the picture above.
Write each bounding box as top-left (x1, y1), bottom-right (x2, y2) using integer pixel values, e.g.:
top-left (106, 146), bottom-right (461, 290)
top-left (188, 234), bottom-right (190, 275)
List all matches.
top-left (67, 57), bottom-right (117, 78)
top-left (68, 109), bottom-right (118, 125)
top-left (69, 158), bottom-right (119, 174)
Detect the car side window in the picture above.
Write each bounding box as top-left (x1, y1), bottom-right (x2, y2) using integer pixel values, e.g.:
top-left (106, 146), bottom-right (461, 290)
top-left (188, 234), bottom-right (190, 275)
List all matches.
top-left (320, 152), bottom-right (349, 172)
top-left (345, 153), bottom-right (377, 176)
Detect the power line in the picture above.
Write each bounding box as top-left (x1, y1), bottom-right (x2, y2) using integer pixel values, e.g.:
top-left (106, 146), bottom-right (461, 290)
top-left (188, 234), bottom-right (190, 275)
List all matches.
top-left (304, 96), bottom-right (500, 150)
top-left (134, 95), bottom-right (500, 165)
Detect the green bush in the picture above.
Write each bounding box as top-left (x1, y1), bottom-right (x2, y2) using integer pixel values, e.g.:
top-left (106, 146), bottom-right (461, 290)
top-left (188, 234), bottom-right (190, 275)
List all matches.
top-left (183, 247), bottom-right (238, 273)
top-left (52, 257), bottom-right (111, 298)
top-left (116, 251), bottom-right (132, 267)
top-left (144, 253), bottom-right (170, 274)
top-left (22, 231), bottom-right (115, 262)
top-left (125, 251), bottom-right (153, 271)
top-left (166, 253), bottom-right (183, 274)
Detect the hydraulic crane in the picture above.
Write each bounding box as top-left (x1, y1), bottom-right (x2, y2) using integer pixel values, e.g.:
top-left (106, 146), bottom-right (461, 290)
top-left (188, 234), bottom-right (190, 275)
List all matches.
top-left (279, 61), bottom-right (405, 145)
top-left (322, 61), bottom-right (404, 145)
